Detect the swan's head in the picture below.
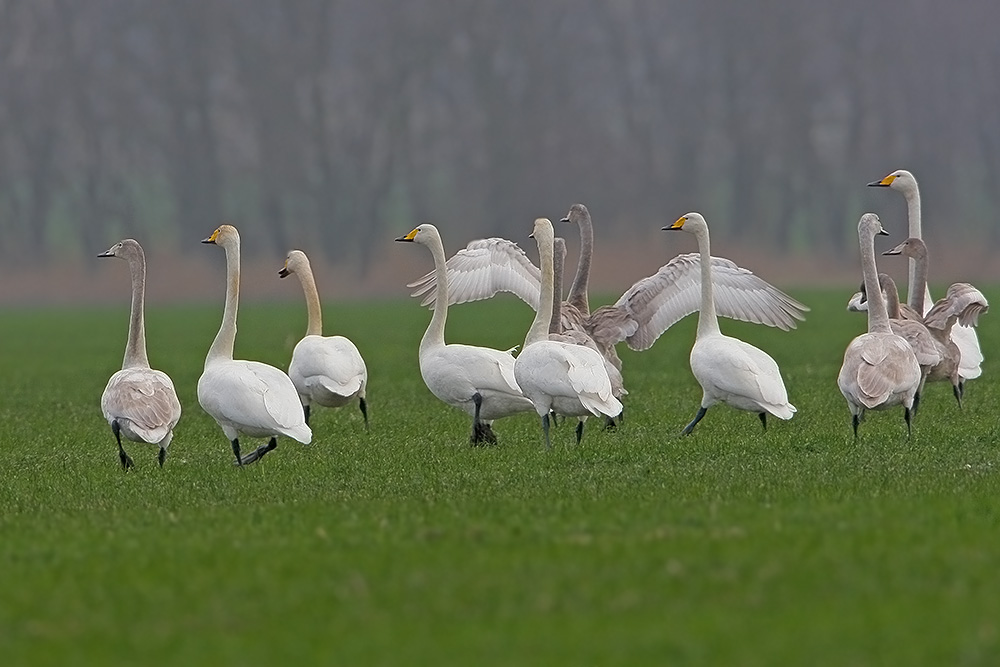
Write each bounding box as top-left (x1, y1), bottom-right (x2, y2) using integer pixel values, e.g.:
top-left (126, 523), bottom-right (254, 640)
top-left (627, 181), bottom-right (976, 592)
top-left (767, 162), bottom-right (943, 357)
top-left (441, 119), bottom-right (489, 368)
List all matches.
top-left (560, 203), bottom-right (590, 225)
top-left (857, 212), bottom-right (889, 239)
top-left (851, 273), bottom-right (897, 310)
top-left (882, 237), bottom-right (927, 260)
top-left (663, 212), bottom-right (708, 236)
top-left (202, 224), bottom-right (240, 249)
top-left (528, 218), bottom-right (554, 242)
top-left (868, 169), bottom-right (918, 195)
top-left (394, 223), bottom-right (440, 246)
top-left (98, 238), bottom-right (143, 261)
top-left (279, 249), bottom-right (310, 278)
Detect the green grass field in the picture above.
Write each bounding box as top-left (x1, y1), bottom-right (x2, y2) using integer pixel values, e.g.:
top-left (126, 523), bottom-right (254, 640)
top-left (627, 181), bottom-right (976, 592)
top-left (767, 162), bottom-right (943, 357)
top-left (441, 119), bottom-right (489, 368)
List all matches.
top-left (2, 289), bottom-right (999, 665)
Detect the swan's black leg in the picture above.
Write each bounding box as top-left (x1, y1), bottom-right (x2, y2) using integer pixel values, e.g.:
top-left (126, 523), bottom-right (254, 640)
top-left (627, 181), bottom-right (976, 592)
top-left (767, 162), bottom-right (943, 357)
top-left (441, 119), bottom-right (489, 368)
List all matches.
top-left (158, 447), bottom-right (167, 468)
top-left (852, 414), bottom-right (860, 439)
top-left (681, 407), bottom-right (708, 435)
top-left (542, 413), bottom-right (551, 449)
top-left (237, 437), bottom-right (278, 465)
top-left (359, 397), bottom-right (369, 429)
top-left (911, 390), bottom-right (921, 416)
top-left (303, 404), bottom-right (311, 425)
top-left (231, 438), bottom-right (242, 466)
top-left (953, 383), bottom-right (963, 409)
top-left (575, 420), bottom-right (584, 445)
top-left (904, 407), bottom-right (912, 437)
top-left (470, 392), bottom-right (497, 445)
top-left (112, 420), bottom-right (133, 470)
top-left (758, 412), bottom-right (767, 431)
top-left (549, 410), bottom-right (560, 428)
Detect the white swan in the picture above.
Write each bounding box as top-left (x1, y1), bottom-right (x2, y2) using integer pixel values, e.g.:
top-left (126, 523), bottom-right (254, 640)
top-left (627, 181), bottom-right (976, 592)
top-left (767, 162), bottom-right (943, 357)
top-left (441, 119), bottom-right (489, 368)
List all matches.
top-left (514, 219), bottom-right (623, 448)
top-left (837, 214), bottom-right (921, 437)
top-left (99, 239), bottom-right (182, 469)
top-left (407, 204), bottom-right (808, 366)
top-left (882, 237), bottom-right (988, 407)
top-left (664, 213), bottom-right (796, 434)
top-left (395, 224), bottom-right (534, 444)
top-left (198, 225), bottom-right (312, 465)
top-left (868, 169), bottom-right (984, 380)
top-left (279, 250), bottom-right (369, 428)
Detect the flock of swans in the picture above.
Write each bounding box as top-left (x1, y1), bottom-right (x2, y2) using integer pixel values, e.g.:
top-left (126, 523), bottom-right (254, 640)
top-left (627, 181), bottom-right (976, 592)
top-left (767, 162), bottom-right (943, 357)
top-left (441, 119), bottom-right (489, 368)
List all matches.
top-left (97, 168), bottom-right (988, 469)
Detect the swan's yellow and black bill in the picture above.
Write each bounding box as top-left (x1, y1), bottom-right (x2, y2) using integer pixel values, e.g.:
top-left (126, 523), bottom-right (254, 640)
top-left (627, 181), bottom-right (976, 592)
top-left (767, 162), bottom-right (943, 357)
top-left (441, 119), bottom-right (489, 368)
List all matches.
top-left (395, 228), bottom-right (420, 242)
top-left (664, 215), bottom-right (687, 231)
top-left (201, 228), bottom-right (222, 244)
top-left (868, 174), bottom-right (896, 187)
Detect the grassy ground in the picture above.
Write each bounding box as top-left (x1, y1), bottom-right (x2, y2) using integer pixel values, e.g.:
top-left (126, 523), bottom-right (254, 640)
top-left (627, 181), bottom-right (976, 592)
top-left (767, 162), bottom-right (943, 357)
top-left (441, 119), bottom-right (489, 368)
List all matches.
top-left (1, 289), bottom-right (999, 665)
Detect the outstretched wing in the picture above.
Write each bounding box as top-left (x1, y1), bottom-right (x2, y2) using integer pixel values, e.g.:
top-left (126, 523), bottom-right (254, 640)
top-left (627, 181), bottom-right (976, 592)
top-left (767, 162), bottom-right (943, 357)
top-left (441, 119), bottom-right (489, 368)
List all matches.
top-left (924, 282), bottom-right (989, 330)
top-left (407, 237), bottom-right (542, 309)
top-left (615, 253), bottom-right (809, 351)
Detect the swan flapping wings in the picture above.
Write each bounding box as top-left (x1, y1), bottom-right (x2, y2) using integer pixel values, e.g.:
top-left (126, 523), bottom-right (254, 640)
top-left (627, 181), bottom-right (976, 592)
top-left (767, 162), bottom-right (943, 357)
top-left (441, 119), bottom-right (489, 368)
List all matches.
top-left (408, 242), bottom-right (808, 352)
top-left (923, 283), bottom-right (989, 330)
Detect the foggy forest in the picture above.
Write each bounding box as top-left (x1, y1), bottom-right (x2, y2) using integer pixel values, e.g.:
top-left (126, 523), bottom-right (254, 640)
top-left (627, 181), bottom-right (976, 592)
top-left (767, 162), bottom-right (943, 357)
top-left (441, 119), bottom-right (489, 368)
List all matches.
top-left (2, 0), bottom-right (1000, 300)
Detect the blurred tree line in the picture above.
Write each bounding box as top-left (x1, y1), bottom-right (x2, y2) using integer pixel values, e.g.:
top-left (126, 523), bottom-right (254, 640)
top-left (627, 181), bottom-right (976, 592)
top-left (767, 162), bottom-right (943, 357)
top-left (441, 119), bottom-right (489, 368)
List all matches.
top-left (1, 0), bottom-right (998, 271)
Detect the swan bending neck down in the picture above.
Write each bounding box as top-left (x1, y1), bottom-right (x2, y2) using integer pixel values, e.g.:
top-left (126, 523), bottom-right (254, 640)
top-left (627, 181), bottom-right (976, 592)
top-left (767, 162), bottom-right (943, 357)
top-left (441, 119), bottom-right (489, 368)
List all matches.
top-left (279, 250), bottom-right (369, 427)
top-left (515, 219), bottom-right (622, 448)
top-left (395, 224), bottom-right (533, 445)
top-left (837, 214), bottom-right (921, 438)
top-left (869, 168), bottom-right (983, 380)
top-left (198, 225), bottom-right (311, 465)
top-left (664, 213), bottom-right (796, 435)
top-left (99, 239), bottom-right (181, 469)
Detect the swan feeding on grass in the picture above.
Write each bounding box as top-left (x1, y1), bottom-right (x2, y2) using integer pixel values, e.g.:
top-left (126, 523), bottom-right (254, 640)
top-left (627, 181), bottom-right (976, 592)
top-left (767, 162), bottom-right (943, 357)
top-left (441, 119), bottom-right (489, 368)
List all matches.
top-left (99, 239), bottom-right (181, 470)
top-left (198, 225), bottom-right (311, 465)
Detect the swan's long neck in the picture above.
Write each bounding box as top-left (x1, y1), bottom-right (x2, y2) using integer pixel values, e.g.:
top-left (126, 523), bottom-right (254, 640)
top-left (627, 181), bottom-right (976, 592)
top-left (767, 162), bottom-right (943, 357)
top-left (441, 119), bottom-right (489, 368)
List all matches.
top-left (904, 184), bottom-right (924, 309)
top-left (526, 231), bottom-right (555, 347)
top-left (296, 264), bottom-right (324, 337)
top-left (694, 227), bottom-right (721, 339)
top-left (550, 238), bottom-right (566, 335)
top-left (861, 231), bottom-right (891, 334)
top-left (206, 240), bottom-right (240, 366)
top-left (881, 275), bottom-right (901, 319)
top-left (909, 247), bottom-right (929, 315)
top-left (567, 214), bottom-right (592, 316)
top-left (122, 251), bottom-right (150, 369)
top-left (421, 233), bottom-right (449, 353)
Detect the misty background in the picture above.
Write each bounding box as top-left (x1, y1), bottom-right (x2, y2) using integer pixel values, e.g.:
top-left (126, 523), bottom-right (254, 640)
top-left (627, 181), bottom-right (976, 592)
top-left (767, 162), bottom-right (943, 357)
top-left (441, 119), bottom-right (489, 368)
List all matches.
top-left (2, 0), bottom-right (999, 304)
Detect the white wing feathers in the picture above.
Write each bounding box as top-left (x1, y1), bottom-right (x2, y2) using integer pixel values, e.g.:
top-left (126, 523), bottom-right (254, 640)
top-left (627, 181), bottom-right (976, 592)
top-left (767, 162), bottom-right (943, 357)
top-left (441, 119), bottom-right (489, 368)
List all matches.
top-left (923, 283), bottom-right (989, 330)
top-left (616, 254), bottom-right (809, 351)
top-left (407, 238), bottom-right (542, 309)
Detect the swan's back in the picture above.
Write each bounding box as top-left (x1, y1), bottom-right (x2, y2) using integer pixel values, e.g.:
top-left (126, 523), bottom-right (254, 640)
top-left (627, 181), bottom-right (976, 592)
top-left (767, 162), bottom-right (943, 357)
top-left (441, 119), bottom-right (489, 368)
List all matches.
top-left (198, 359), bottom-right (312, 443)
top-left (515, 340), bottom-right (622, 418)
top-left (102, 367), bottom-right (181, 445)
top-left (838, 332), bottom-right (921, 409)
top-left (691, 334), bottom-right (795, 419)
top-left (289, 335), bottom-right (367, 402)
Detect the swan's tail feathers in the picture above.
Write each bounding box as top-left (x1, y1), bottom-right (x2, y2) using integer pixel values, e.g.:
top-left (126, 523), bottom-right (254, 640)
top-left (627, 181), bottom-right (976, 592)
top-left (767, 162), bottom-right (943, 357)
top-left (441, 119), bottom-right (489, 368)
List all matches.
top-left (579, 393), bottom-right (624, 420)
top-left (765, 402), bottom-right (797, 420)
top-left (282, 423), bottom-right (313, 444)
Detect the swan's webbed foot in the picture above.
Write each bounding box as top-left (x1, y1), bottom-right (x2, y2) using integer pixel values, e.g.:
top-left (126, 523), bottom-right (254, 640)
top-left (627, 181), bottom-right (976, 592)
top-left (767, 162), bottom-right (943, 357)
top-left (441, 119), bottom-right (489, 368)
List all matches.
top-left (681, 407), bottom-right (708, 435)
top-left (235, 437), bottom-right (278, 465)
top-left (158, 447), bottom-right (167, 468)
top-left (758, 412), bottom-right (767, 431)
top-left (359, 397), bottom-right (369, 429)
top-left (112, 421), bottom-right (134, 471)
top-left (470, 421), bottom-right (498, 446)
top-left (602, 416), bottom-right (617, 431)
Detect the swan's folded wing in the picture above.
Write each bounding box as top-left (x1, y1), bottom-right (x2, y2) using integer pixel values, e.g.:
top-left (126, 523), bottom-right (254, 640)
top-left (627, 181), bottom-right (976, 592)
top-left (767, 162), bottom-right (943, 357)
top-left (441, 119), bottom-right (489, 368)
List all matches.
top-left (103, 369), bottom-right (182, 436)
top-left (924, 283), bottom-right (989, 329)
top-left (407, 237), bottom-right (542, 309)
top-left (615, 254), bottom-right (810, 351)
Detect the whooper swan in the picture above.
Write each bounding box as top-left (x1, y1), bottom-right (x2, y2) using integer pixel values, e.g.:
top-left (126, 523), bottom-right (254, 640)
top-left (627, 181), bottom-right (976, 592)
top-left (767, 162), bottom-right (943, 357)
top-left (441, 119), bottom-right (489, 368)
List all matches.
top-left (198, 225), bottom-right (312, 465)
top-left (514, 219), bottom-right (623, 448)
top-left (279, 250), bottom-right (369, 428)
top-left (664, 213), bottom-right (796, 435)
top-left (395, 224), bottom-right (534, 444)
top-left (868, 169), bottom-right (983, 381)
top-left (99, 239), bottom-right (182, 469)
top-left (837, 214), bottom-right (921, 437)
top-left (407, 203), bottom-right (807, 388)
top-left (882, 237), bottom-right (988, 407)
